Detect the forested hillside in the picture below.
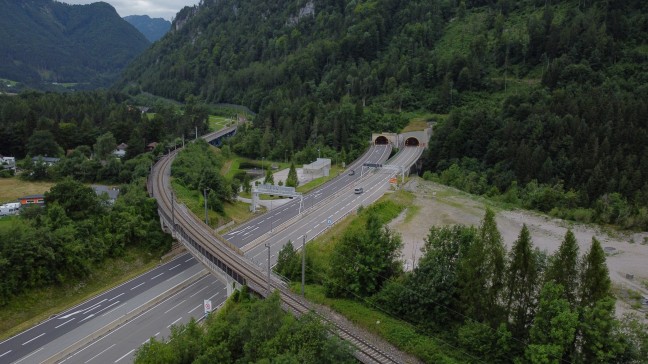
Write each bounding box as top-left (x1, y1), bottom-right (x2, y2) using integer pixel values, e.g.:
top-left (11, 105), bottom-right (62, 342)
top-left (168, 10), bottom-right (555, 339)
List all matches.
top-left (0, 0), bottom-right (149, 89)
top-left (119, 0), bottom-right (648, 228)
top-left (124, 15), bottom-right (171, 42)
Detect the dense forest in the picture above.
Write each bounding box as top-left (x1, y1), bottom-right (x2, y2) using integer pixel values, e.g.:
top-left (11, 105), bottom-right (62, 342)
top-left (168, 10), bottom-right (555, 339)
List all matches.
top-left (0, 178), bottom-right (171, 305)
top-left (117, 0), bottom-right (648, 227)
top-left (276, 203), bottom-right (648, 363)
top-left (0, 92), bottom-right (209, 161)
top-left (0, 0), bottom-right (149, 89)
top-left (0, 92), bottom-right (217, 305)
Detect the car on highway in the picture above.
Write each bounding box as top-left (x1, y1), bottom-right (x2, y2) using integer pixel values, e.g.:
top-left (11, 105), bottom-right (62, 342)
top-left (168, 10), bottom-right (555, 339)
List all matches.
top-left (354, 187), bottom-right (363, 194)
top-left (348, 169), bottom-right (355, 176)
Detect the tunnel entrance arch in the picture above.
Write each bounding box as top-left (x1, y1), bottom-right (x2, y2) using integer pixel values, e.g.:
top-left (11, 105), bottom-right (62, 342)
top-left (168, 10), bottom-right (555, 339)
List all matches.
top-left (404, 137), bottom-right (420, 146)
top-left (374, 136), bottom-right (389, 145)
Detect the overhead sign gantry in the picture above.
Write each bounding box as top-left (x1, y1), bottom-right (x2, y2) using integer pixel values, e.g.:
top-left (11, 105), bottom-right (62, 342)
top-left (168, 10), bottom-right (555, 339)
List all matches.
top-left (251, 184), bottom-right (303, 213)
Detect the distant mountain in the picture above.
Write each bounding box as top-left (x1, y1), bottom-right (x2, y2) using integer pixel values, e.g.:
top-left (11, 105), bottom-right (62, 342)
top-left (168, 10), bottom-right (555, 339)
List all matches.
top-left (0, 0), bottom-right (150, 90)
top-left (124, 15), bottom-right (171, 42)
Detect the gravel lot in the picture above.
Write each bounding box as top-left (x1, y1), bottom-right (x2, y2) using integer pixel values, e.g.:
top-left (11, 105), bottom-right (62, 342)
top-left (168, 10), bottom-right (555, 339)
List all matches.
top-left (389, 178), bottom-right (648, 319)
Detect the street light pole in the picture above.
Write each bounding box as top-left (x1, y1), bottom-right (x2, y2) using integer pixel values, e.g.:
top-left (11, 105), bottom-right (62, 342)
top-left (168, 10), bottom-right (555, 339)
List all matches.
top-left (317, 148), bottom-right (320, 159)
top-left (171, 191), bottom-right (175, 235)
top-left (203, 188), bottom-right (209, 225)
top-left (265, 243), bottom-right (271, 296)
top-left (301, 234), bottom-right (306, 297)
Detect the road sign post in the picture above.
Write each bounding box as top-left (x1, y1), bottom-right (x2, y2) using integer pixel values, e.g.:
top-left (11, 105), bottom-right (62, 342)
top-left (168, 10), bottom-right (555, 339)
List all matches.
top-left (204, 299), bottom-right (212, 315)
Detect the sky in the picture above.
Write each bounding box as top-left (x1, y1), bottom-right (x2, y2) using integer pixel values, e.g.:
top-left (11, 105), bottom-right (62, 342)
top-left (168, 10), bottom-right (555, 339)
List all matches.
top-left (61, 0), bottom-right (201, 20)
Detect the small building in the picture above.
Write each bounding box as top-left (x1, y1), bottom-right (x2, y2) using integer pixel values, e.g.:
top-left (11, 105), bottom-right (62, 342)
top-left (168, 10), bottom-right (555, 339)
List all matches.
top-left (112, 143), bottom-right (128, 158)
top-left (1, 156), bottom-right (15, 170)
top-left (303, 158), bottom-right (331, 177)
top-left (146, 142), bottom-right (158, 152)
top-left (0, 202), bottom-right (20, 216)
top-left (31, 156), bottom-right (60, 166)
top-left (92, 185), bottom-right (120, 205)
top-left (19, 194), bottom-right (45, 207)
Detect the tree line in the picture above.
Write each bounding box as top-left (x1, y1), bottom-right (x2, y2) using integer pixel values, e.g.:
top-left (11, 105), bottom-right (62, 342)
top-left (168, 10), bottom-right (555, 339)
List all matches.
top-left (0, 178), bottom-right (171, 306)
top-left (134, 289), bottom-right (354, 363)
top-left (276, 204), bottom-right (647, 363)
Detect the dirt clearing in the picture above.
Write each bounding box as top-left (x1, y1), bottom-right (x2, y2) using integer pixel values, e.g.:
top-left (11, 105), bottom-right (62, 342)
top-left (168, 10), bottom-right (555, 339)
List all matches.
top-left (389, 178), bottom-right (648, 319)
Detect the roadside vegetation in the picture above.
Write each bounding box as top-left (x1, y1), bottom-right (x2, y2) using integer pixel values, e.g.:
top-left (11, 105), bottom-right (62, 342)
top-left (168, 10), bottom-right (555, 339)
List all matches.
top-left (134, 289), bottom-right (354, 363)
top-left (274, 191), bottom-right (648, 363)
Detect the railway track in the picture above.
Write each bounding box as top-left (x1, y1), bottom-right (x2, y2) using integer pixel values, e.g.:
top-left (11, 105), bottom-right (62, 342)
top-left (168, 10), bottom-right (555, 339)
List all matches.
top-left (149, 146), bottom-right (401, 363)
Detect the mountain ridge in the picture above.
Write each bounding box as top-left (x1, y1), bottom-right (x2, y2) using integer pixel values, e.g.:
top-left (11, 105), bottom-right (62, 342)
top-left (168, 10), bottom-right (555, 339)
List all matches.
top-left (0, 0), bottom-right (150, 90)
top-left (124, 15), bottom-right (171, 42)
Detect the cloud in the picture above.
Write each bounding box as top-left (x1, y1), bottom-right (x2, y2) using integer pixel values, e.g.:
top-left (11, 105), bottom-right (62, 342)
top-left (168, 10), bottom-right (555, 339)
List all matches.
top-left (61, 0), bottom-right (200, 20)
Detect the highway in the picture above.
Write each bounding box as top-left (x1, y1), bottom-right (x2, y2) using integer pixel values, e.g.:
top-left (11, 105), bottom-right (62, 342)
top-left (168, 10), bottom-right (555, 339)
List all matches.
top-left (245, 146), bottom-right (424, 268)
top-left (0, 254), bottom-right (220, 364)
top-left (1, 127), bottom-right (422, 363)
top-left (223, 144), bottom-right (393, 248)
top-left (150, 136), bottom-right (409, 363)
top-left (59, 274), bottom-right (227, 364)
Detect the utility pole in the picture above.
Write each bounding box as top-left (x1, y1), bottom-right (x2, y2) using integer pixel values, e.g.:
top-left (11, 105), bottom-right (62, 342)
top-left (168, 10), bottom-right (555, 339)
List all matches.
top-left (265, 243), bottom-right (271, 296)
top-left (171, 191), bottom-right (175, 235)
top-left (195, 126), bottom-right (198, 140)
top-left (301, 235), bottom-right (306, 297)
top-left (203, 188), bottom-right (209, 225)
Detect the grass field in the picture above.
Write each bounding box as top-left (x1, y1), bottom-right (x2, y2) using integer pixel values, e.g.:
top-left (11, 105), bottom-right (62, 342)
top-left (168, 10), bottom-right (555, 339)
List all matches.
top-left (0, 177), bottom-right (54, 203)
top-left (0, 215), bottom-right (17, 231)
top-left (209, 115), bottom-right (233, 132)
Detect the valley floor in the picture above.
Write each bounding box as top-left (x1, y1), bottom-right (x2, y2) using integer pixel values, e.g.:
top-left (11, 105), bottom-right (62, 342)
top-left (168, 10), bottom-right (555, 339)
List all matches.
top-left (390, 178), bottom-right (648, 320)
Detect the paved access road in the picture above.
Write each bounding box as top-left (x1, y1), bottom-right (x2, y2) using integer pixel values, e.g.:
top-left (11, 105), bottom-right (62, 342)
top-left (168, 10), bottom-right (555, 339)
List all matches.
top-left (0, 254), bottom-right (203, 364)
top-left (244, 146), bottom-right (423, 269)
top-left (224, 145), bottom-right (392, 248)
top-left (59, 274), bottom-right (227, 364)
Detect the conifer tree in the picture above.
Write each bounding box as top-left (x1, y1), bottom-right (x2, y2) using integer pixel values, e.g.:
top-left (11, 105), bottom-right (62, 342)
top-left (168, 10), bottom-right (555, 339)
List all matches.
top-left (505, 224), bottom-right (540, 344)
top-left (579, 237), bottom-right (611, 306)
top-left (525, 282), bottom-right (578, 363)
top-left (286, 162), bottom-right (299, 188)
top-left (460, 208), bottom-right (506, 325)
top-left (545, 230), bottom-right (580, 306)
top-left (264, 167), bottom-right (274, 185)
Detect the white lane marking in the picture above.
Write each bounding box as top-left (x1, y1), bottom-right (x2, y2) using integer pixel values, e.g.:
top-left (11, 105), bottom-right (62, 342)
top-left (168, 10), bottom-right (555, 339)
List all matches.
top-left (168, 264), bottom-right (181, 270)
top-left (21, 332), bottom-right (45, 346)
top-left (13, 347), bottom-right (43, 363)
top-left (151, 272), bottom-right (164, 280)
top-left (102, 302), bottom-right (125, 317)
top-left (184, 257), bottom-right (193, 263)
top-left (130, 282), bottom-right (145, 290)
top-left (164, 300), bottom-right (186, 314)
top-left (0, 350), bottom-right (12, 358)
top-left (189, 285), bottom-right (209, 298)
top-left (80, 314), bottom-right (95, 322)
top-left (84, 343), bottom-right (115, 363)
top-left (83, 304), bottom-right (103, 315)
top-left (59, 309), bottom-right (84, 319)
top-left (167, 317), bottom-right (182, 328)
top-left (94, 301), bottom-right (121, 315)
top-left (108, 292), bottom-right (124, 301)
top-left (55, 318), bottom-right (75, 328)
top-left (189, 304), bottom-right (201, 313)
top-left (155, 332), bottom-right (160, 337)
top-left (114, 348), bottom-right (135, 363)
top-left (82, 301), bottom-right (105, 314)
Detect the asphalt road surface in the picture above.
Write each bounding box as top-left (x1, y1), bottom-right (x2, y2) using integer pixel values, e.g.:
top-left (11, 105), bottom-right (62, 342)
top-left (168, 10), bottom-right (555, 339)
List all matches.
top-left (244, 146), bottom-right (423, 269)
top-left (59, 274), bottom-right (227, 364)
top-left (224, 145), bottom-right (392, 248)
top-left (1, 254), bottom-right (207, 364)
